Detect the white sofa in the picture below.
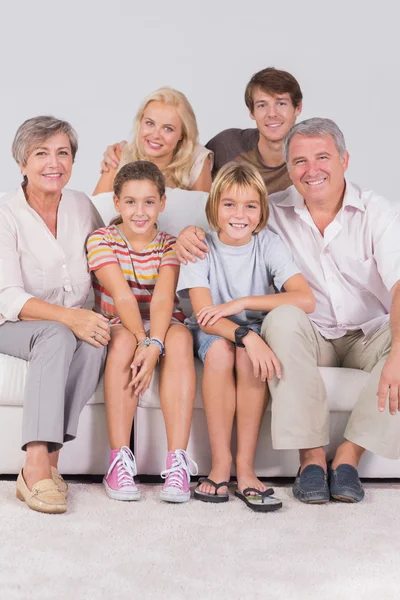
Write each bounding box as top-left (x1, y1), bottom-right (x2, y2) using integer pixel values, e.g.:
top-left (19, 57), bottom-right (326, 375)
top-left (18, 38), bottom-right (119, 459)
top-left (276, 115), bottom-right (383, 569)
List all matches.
top-left (2, 353), bottom-right (400, 477)
top-left (0, 189), bottom-right (399, 477)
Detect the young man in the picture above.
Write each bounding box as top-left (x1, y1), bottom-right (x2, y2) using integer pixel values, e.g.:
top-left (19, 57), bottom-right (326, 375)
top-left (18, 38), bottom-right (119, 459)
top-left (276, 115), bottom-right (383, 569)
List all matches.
top-left (206, 67), bottom-right (303, 193)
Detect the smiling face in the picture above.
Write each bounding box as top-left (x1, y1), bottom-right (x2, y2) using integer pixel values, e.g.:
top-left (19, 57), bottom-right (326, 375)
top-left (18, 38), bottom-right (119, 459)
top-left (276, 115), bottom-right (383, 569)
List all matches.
top-left (287, 134), bottom-right (349, 207)
top-left (217, 184), bottom-right (262, 246)
top-left (139, 101), bottom-right (183, 163)
top-left (250, 89), bottom-right (301, 144)
top-left (114, 179), bottom-right (166, 242)
top-left (22, 132), bottom-right (73, 195)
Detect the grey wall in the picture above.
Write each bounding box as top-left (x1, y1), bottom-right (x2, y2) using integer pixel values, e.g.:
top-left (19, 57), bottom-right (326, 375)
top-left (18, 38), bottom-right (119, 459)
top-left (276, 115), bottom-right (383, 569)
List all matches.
top-left (1, 0), bottom-right (399, 199)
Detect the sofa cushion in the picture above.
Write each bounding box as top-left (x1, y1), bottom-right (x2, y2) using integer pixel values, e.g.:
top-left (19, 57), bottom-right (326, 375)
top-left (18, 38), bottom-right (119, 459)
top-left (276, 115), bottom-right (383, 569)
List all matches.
top-left (90, 188), bottom-right (209, 237)
top-left (0, 352), bottom-right (369, 412)
top-left (0, 353), bottom-right (105, 407)
top-left (138, 358), bottom-right (369, 412)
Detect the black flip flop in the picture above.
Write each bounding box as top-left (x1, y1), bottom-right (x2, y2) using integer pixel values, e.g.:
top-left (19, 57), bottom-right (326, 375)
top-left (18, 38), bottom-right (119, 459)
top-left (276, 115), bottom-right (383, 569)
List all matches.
top-left (235, 487), bottom-right (282, 512)
top-left (193, 477), bottom-right (230, 503)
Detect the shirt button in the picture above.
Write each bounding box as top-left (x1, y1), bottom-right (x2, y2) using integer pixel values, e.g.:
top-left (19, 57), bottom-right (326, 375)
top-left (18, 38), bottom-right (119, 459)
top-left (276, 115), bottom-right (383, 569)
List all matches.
top-left (336, 306), bottom-right (341, 310)
top-left (64, 285), bottom-right (72, 292)
top-left (328, 277), bottom-right (334, 282)
top-left (62, 264), bottom-right (67, 269)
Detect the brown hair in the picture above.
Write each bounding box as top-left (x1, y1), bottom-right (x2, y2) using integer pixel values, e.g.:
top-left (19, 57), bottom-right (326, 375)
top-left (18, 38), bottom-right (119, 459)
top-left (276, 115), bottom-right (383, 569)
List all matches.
top-left (111, 160), bottom-right (165, 226)
top-left (244, 67), bottom-right (303, 113)
top-left (206, 161), bottom-right (269, 234)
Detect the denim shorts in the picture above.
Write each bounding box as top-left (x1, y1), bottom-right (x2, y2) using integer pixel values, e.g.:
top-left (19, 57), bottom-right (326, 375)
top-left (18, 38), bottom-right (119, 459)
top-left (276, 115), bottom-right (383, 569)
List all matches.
top-left (187, 323), bottom-right (261, 363)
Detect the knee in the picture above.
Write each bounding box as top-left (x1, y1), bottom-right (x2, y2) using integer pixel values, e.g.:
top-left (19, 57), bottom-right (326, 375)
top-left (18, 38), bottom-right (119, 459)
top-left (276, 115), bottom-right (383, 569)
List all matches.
top-left (204, 339), bottom-right (235, 372)
top-left (107, 328), bottom-right (136, 365)
top-left (79, 341), bottom-right (107, 368)
top-left (165, 325), bottom-right (193, 361)
top-left (261, 305), bottom-right (310, 344)
top-left (34, 322), bottom-right (76, 353)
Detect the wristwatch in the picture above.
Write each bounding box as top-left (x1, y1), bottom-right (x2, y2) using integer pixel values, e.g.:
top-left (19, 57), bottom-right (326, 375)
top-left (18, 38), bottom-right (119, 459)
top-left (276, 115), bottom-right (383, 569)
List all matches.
top-left (235, 326), bottom-right (250, 348)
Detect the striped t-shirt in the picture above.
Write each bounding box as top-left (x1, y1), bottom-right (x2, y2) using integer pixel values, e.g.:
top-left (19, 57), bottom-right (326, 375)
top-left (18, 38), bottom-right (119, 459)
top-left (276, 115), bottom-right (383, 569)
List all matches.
top-left (86, 225), bottom-right (184, 325)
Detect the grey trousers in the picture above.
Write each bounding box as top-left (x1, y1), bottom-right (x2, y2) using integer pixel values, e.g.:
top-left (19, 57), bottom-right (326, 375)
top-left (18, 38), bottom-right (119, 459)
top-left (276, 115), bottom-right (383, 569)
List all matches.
top-left (0, 321), bottom-right (106, 452)
top-left (261, 305), bottom-right (400, 460)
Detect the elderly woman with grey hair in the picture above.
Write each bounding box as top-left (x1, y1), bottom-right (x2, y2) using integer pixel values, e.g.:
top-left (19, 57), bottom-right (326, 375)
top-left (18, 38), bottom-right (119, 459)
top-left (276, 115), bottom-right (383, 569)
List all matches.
top-left (0, 116), bottom-right (110, 514)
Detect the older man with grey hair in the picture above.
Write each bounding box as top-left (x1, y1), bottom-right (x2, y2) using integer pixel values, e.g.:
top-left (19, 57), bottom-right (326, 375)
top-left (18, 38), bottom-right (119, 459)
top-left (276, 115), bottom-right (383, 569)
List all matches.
top-left (260, 117), bottom-right (400, 503)
top-left (175, 116), bottom-right (400, 504)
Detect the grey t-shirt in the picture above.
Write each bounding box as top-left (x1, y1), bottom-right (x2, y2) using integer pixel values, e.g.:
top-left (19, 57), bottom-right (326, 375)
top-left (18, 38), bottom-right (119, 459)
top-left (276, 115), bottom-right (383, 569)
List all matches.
top-left (177, 228), bottom-right (300, 327)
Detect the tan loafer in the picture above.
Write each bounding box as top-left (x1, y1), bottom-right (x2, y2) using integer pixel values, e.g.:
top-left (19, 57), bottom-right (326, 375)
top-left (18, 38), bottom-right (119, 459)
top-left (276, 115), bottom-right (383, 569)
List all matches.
top-left (16, 470), bottom-right (66, 514)
top-left (51, 467), bottom-right (68, 497)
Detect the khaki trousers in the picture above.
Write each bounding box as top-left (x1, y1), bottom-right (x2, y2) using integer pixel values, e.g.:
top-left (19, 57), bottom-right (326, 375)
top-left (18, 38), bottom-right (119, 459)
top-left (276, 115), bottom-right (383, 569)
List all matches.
top-left (261, 305), bottom-right (400, 459)
top-left (0, 321), bottom-right (106, 452)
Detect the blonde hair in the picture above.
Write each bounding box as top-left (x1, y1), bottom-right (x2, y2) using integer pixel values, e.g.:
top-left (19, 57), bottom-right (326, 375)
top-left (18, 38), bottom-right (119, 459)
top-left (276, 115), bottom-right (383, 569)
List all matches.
top-left (206, 161), bottom-right (269, 233)
top-left (120, 87), bottom-right (199, 189)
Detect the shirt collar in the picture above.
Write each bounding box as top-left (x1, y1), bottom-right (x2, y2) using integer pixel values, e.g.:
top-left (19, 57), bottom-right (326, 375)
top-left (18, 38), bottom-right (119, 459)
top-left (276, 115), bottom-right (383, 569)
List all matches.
top-left (275, 180), bottom-right (365, 213)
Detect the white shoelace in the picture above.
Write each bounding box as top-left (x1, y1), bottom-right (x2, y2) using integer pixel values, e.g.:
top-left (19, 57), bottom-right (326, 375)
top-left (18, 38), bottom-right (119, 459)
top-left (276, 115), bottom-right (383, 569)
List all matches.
top-left (160, 449), bottom-right (199, 489)
top-left (106, 446), bottom-right (137, 488)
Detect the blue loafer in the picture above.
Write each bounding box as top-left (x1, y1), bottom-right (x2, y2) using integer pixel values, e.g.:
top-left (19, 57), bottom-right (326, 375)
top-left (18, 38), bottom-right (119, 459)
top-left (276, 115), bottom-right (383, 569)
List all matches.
top-left (292, 464), bottom-right (330, 504)
top-left (329, 463), bottom-right (364, 503)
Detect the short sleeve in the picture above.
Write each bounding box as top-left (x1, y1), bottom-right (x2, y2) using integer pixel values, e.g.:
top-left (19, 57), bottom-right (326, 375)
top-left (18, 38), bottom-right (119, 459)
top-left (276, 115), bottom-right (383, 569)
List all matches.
top-left (188, 144), bottom-right (214, 187)
top-left (160, 234), bottom-right (180, 269)
top-left (262, 230), bottom-right (301, 291)
top-left (86, 230), bottom-right (119, 272)
top-left (176, 255), bottom-right (211, 299)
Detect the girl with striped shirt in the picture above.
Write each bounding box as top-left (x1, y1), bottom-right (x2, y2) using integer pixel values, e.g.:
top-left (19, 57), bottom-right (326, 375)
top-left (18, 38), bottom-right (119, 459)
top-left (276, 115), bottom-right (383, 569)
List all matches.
top-left (87, 161), bottom-right (198, 503)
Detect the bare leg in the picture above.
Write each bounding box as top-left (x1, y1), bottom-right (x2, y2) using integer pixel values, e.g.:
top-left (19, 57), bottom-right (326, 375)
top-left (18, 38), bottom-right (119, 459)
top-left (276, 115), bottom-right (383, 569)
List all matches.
top-left (23, 442), bottom-right (52, 490)
top-left (49, 450), bottom-right (60, 469)
top-left (104, 325), bottom-right (138, 449)
top-left (332, 440), bottom-right (365, 469)
top-left (159, 324), bottom-right (196, 450)
top-left (235, 348), bottom-right (268, 494)
top-left (198, 339), bottom-right (236, 496)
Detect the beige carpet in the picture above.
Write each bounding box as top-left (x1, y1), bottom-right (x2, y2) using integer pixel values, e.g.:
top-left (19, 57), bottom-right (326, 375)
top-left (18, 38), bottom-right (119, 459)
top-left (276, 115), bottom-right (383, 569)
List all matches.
top-left (1, 481), bottom-right (399, 600)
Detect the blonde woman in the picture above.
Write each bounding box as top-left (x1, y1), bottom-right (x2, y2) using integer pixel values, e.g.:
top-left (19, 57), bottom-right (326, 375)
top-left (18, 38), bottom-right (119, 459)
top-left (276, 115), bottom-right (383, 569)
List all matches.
top-left (94, 87), bottom-right (213, 194)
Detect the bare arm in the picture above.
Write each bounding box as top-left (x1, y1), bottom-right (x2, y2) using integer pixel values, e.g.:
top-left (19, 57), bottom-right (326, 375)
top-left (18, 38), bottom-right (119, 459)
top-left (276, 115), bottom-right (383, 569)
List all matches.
top-left (189, 287), bottom-right (238, 341)
top-left (175, 226), bottom-right (210, 264)
top-left (93, 143), bottom-right (125, 195)
top-left (190, 155), bottom-right (212, 193)
top-left (189, 287), bottom-right (281, 381)
top-left (197, 274), bottom-right (315, 326)
top-left (130, 265), bottom-right (180, 394)
top-left (149, 266), bottom-right (180, 342)
top-left (378, 280), bottom-right (400, 414)
top-left (93, 263), bottom-right (146, 341)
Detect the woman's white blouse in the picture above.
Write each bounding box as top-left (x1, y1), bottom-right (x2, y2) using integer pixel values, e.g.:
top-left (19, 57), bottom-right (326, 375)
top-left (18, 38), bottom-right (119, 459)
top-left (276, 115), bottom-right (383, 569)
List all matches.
top-left (0, 187), bottom-right (103, 325)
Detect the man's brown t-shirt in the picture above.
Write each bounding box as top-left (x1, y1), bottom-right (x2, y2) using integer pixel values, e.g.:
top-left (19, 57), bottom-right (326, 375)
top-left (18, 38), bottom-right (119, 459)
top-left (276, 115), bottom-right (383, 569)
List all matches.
top-left (238, 146), bottom-right (292, 195)
top-left (206, 128), bottom-right (292, 194)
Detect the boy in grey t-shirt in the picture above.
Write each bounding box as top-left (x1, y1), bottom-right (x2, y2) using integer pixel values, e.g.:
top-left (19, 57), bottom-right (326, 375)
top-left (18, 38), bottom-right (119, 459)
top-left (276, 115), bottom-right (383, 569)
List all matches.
top-left (178, 227), bottom-right (300, 331)
top-left (176, 161), bottom-right (315, 513)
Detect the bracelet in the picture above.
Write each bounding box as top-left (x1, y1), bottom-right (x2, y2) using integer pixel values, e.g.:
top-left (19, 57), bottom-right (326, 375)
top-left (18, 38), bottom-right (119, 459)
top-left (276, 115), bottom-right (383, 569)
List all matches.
top-left (149, 337), bottom-right (165, 357)
top-left (136, 337), bottom-right (165, 357)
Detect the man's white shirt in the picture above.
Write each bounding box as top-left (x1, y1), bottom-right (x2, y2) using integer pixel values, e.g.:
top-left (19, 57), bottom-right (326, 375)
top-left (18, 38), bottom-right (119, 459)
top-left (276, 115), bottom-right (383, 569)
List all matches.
top-left (268, 181), bottom-right (400, 339)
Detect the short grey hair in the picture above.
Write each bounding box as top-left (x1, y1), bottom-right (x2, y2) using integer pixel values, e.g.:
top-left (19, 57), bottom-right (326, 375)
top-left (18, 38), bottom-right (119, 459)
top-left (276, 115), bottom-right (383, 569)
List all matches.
top-left (12, 116), bottom-right (78, 167)
top-left (283, 117), bottom-right (347, 165)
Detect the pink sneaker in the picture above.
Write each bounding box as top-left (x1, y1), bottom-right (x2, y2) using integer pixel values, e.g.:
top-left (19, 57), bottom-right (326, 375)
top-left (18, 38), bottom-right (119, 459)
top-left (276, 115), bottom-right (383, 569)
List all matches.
top-left (160, 449), bottom-right (198, 503)
top-left (103, 446), bottom-right (141, 501)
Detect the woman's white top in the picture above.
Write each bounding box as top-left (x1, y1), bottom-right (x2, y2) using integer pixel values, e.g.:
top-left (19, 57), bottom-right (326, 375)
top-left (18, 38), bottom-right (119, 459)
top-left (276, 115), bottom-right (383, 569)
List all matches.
top-left (0, 187), bottom-right (103, 325)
